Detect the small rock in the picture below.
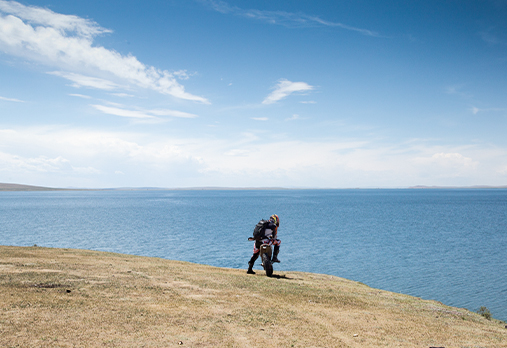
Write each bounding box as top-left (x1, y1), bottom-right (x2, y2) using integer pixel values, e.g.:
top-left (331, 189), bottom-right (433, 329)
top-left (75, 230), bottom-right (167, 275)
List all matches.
top-left (353, 334), bottom-right (358, 337)
top-left (178, 341), bottom-right (183, 345)
top-left (66, 289), bottom-right (71, 293)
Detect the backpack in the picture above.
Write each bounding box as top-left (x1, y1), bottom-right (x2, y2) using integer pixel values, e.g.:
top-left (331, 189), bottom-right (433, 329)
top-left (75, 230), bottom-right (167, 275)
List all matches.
top-left (253, 219), bottom-right (269, 240)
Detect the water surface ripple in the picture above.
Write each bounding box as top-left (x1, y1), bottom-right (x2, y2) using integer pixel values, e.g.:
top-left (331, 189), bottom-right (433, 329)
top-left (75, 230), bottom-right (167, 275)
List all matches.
top-left (1, 189), bottom-right (506, 321)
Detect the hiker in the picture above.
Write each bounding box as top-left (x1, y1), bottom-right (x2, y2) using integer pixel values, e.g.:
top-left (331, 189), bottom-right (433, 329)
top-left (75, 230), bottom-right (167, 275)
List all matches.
top-left (247, 214), bottom-right (281, 274)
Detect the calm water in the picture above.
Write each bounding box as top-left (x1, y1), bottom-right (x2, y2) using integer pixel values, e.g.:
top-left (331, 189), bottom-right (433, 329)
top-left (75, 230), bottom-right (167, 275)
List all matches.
top-left (1, 189), bottom-right (506, 321)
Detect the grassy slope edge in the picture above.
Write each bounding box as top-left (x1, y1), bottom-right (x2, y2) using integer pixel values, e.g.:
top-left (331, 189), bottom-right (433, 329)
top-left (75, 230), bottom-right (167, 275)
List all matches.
top-left (0, 246), bottom-right (505, 348)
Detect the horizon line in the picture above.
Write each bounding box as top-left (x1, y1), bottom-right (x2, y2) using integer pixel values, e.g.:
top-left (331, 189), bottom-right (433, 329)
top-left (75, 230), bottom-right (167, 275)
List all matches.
top-left (1, 183), bottom-right (507, 191)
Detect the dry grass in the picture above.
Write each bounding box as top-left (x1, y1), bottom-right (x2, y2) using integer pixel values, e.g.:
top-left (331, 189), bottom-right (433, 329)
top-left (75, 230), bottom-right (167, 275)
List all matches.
top-left (1, 246), bottom-right (505, 348)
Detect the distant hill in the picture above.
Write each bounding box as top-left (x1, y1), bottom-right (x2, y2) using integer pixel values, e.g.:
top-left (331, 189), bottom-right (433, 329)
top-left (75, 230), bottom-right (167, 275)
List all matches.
top-left (0, 184), bottom-right (293, 191)
top-left (0, 183), bottom-right (64, 191)
top-left (410, 185), bottom-right (507, 189)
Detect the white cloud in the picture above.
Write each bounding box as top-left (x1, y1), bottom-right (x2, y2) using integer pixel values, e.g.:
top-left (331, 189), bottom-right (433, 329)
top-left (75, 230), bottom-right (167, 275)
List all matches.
top-left (498, 165), bottom-right (507, 175)
top-left (173, 70), bottom-right (196, 80)
top-left (224, 149), bottom-right (249, 156)
top-left (0, 150), bottom-right (100, 175)
top-left (471, 106), bottom-right (506, 115)
top-left (430, 152), bottom-right (477, 167)
top-left (262, 79), bottom-right (314, 104)
top-left (92, 105), bottom-right (157, 119)
top-left (111, 93), bottom-right (135, 98)
top-left (69, 93), bottom-right (91, 99)
top-left (49, 71), bottom-right (121, 90)
top-left (412, 152), bottom-right (479, 179)
top-left (0, 0), bottom-right (110, 38)
top-left (285, 114), bottom-right (301, 121)
top-left (0, 0), bottom-right (208, 103)
top-left (1, 126), bottom-right (507, 188)
top-left (148, 109), bottom-right (198, 118)
top-left (252, 117), bottom-right (268, 121)
top-left (92, 104), bottom-right (198, 120)
top-left (0, 95), bottom-right (24, 102)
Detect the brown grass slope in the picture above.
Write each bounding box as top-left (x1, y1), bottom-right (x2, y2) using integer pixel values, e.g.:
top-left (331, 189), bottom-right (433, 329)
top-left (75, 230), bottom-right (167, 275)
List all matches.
top-left (0, 246), bottom-right (505, 348)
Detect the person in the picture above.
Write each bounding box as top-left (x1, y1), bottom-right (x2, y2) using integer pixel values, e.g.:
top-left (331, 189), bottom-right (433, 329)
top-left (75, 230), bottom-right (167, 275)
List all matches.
top-left (247, 214), bottom-right (281, 274)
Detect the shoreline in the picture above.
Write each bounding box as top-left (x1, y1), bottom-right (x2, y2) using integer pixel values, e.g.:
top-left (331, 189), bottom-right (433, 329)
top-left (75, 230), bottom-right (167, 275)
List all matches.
top-left (2, 182), bottom-right (507, 191)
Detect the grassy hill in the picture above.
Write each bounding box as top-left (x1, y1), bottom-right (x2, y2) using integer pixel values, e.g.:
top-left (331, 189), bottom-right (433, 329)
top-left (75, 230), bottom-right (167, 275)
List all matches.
top-left (0, 246), bottom-right (505, 347)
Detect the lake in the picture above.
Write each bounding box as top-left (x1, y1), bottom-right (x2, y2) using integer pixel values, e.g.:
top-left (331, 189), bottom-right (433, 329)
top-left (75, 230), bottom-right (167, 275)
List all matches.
top-left (1, 189), bottom-right (506, 321)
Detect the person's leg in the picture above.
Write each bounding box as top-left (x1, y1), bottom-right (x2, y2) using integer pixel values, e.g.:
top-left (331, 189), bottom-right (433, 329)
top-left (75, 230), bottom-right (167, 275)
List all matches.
top-left (272, 239), bottom-right (281, 263)
top-left (247, 252), bottom-right (259, 274)
top-left (247, 241), bottom-right (261, 274)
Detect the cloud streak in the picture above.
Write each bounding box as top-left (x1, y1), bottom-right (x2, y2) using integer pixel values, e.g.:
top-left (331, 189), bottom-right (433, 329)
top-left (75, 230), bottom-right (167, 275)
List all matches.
top-left (92, 104), bottom-right (198, 120)
top-left (49, 72), bottom-right (121, 90)
top-left (0, 95), bottom-right (24, 102)
top-left (262, 79), bottom-right (314, 104)
top-left (0, 0), bottom-right (208, 103)
top-left (200, 0), bottom-right (380, 36)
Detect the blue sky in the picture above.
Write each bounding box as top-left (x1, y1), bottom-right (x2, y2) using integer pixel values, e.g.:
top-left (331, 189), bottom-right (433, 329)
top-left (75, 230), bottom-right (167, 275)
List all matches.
top-left (1, 0), bottom-right (506, 188)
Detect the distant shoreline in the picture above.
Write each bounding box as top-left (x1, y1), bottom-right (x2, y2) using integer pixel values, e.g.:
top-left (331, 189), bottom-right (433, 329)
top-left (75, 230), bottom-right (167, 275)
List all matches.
top-left (0, 183), bottom-right (70, 191)
top-left (409, 185), bottom-right (507, 189)
top-left (1, 182), bottom-right (507, 191)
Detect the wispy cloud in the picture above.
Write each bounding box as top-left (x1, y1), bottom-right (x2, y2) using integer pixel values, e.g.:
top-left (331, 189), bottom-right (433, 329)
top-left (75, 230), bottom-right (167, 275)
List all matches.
top-left (69, 93), bottom-right (91, 99)
top-left (200, 0), bottom-right (380, 37)
top-left (0, 0), bottom-right (208, 103)
top-left (285, 114), bottom-right (302, 121)
top-left (111, 93), bottom-right (135, 98)
top-left (92, 104), bottom-right (198, 120)
top-left (0, 150), bottom-right (100, 175)
top-left (148, 109), bottom-right (199, 118)
top-left (0, 0), bottom-right (110, 38)
top-left (252, 117), bottom-right (268, 121)
top-left (413, 152), bottom-right (479, 176)
top-left (0, 95), bottom-right (24, 102)
top-left (263, 79), bottom-right (314, 104)
top-left (92, 105), bottom-right (157, 119)
top-left (49, 72), bottom-right (121, 90)
top-left (471, 106), bottom-right (506, 115)
top-left (479, 28), bottom-right (506, 45)
top-left (445, 84), bottom-right (472, 99)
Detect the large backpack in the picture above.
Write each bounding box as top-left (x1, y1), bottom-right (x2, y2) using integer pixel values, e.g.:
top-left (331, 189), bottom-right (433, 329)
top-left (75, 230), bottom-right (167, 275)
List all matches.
top-left (253, 219), bottom-right (269, 240)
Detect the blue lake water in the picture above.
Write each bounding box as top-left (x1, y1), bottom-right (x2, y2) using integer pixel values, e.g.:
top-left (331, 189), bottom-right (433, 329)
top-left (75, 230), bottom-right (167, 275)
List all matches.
top-left (1, 189), bottom-right (506, 321)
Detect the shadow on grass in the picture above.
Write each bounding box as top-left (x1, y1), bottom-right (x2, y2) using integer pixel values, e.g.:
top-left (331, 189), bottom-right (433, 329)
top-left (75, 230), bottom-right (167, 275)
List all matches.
top-left (270, 274), bottom-right (302, 281)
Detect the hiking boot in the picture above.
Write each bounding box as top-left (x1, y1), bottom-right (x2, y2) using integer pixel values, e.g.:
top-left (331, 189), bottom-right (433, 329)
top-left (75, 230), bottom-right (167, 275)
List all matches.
top-left (247, 261), bottom-right (256, 274)
top-left (272, 245), bottom-right (280, 263)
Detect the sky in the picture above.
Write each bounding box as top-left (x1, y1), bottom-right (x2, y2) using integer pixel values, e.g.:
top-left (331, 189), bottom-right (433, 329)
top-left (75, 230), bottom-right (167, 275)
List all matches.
top-left (1, 0), bottom-right (506, 188)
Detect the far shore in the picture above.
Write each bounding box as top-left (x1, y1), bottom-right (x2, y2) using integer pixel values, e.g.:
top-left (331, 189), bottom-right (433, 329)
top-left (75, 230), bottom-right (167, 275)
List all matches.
top-left (2, 182), bottom-right (507, 191)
